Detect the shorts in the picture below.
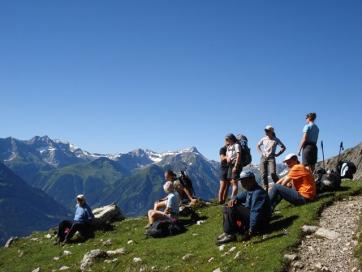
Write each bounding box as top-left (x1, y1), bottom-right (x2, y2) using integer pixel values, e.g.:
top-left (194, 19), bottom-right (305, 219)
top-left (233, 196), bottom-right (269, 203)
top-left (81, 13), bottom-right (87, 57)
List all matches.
top-left (227, 163), bottom-right (242, 180)
top-left (220, 166), bottom-right (229, 181)
top-left (302, 143), bottom-right (318, 166)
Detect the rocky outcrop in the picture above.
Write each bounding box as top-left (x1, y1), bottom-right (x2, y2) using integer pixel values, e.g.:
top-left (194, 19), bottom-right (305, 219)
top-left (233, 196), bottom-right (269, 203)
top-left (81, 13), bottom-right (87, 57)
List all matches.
top-left (92, 203), bottom-right (125, 228)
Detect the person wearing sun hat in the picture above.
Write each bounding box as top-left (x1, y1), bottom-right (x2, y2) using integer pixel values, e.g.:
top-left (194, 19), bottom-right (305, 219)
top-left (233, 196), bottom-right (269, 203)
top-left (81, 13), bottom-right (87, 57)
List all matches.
top-left (257, 125), bottom-right (286, 191)
top-left (216, 171), bottom-right (271, 245)
top-left (55, 194), bottom-right (94, 244)
top-left (268, 153), bottom-right (316, 211)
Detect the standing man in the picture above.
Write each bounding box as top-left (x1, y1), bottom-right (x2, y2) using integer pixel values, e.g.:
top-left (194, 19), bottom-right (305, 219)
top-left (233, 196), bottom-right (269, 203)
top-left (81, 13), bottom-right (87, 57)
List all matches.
top-left (257, 125), bottom-right (286, 191)
top-left (298, 112), bottom-right (319, 172)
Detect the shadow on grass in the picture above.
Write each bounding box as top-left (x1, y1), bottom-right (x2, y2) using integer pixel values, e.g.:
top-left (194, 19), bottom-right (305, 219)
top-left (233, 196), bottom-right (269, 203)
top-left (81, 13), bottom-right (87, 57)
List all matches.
top-left (179, 215), bottom-right (208, 227)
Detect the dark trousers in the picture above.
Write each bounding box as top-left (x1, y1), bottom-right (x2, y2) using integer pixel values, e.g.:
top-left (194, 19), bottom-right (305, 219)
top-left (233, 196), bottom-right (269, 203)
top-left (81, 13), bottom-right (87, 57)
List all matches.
top-left (57, 220), bottom-right (91, 242)
top-left (223, 205), bottom-right (250, 235)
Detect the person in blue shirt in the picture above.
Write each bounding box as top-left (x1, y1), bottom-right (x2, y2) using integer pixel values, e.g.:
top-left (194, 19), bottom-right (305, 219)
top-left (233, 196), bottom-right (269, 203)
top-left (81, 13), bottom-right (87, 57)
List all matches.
top-left (56, 194), bottom-right (94, 244)
top-left (298, 112), bottom-right (320, 172)
top-left (216, 171), bottom-right (271, 245)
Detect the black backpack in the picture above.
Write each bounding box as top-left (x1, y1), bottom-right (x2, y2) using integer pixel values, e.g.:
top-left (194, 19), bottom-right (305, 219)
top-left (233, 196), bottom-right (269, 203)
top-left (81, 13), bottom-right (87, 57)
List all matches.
top-left (337, 161), bottom-right (357, 179)
top-left (145, 218), bottom-right (186, 238)
top-left (236, 134), bottom-right (252, 167)
top-left (315, 168), bottom-right (341, 193)
top-left (179, 171), bottom-right (195, 196)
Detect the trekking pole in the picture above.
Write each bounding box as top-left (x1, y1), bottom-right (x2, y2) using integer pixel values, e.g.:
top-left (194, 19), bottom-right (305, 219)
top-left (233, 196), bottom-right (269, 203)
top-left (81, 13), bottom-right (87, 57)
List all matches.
top-left (337, 142), bottom-right (344, 163)
top-left (321, 141), bottom-right (326, 170)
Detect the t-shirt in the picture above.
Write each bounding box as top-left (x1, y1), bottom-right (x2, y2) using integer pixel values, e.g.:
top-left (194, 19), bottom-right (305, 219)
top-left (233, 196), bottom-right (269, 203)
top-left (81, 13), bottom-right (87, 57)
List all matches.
top-left (288, 164), bottom-right (316, 199)
top-left (257, 136), bottom-right (285, 158)
top-left (166, 192), bottom-right (180, 215)
top-left (74, 203), bottom-right (94, 223)
top-left (303, 123), bottom-right (319, 144)
top-left (219, 146), bottom-right (228, 168)
top-left (226, 143), bottom-right (241, 163)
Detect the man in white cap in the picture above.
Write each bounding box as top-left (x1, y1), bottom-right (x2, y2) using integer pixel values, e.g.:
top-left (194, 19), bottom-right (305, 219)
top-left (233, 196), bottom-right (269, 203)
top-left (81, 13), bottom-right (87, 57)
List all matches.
top-left (268, 154), bottom-right (316, 210)
top-left (257, 125), bottom-right (286, 191)
top-left (55, 194), bottom-right (94, 244)
top-left (216, 171), bottom-right (271, 245)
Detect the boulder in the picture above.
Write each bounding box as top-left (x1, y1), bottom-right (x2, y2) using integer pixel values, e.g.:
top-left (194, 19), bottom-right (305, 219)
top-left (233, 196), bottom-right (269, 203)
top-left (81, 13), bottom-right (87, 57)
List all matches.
top-left (80, 249), bottom-right (108, 271)
top-left (92, 203), bottom-right (125, 228)
top-left (301, 225), bottom-right (318, 234)
top-left (4, 236), bottom-right (18, 248)
top-left (315, 228), bottom-right (339, 240)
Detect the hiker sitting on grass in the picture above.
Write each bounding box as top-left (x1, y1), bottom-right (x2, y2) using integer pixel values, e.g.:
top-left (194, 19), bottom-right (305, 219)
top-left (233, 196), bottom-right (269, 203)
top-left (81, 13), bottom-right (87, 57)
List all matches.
top-left (147, 181), bottom-right (180, 228)
top-left (164, 170), bottom-right (197, 205)
top-left (268, 154), bottom-right (316, 211)
top-left (55, 194), bottom-right (94, 244)
top-left (216, 171), bottom-right (271, 245)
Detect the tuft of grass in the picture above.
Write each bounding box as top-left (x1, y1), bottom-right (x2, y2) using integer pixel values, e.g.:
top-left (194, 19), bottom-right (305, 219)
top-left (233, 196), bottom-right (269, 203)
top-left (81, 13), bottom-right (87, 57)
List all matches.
top-left (0, 181), bottom-right (361, 272)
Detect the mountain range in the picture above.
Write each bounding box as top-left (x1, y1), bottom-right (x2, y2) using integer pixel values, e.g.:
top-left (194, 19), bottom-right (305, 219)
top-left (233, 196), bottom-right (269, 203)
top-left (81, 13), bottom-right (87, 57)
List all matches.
top-left (0, 162), bottom-right (69, 245)
top-left (0, 136), bottom-right (220, 216)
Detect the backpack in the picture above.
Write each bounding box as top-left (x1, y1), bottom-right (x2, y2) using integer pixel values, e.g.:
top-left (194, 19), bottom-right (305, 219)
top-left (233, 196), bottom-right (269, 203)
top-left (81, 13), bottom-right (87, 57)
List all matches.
top-left (337, 161), bottom-right (356, 179)
top-left (236, 134), bottom-right (252, 167)
top-left (145, 218), bottom-right (186, 238)
top-left (179, 171), bottom-right (195, 196)
top-left (315, 168), bottom-right (341, 193)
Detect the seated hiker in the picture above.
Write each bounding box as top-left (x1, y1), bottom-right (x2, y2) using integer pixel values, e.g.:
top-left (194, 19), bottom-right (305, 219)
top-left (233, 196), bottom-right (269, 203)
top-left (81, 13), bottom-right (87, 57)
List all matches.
top-left (56, 194), bottom-right (94, 244)
top-left (268, 153), bottom-right (316, 211)
top-left (147, 181), bottom-right (181, 227)
top-left (216, 171), bottom-right (271, 245)
top-left (164, 170), bottom-right (197, 204)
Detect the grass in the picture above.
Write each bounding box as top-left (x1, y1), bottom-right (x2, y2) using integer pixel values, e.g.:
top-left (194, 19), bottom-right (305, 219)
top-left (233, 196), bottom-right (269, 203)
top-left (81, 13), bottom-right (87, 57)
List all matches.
top-left (0, 180), bottom-right (361, 272)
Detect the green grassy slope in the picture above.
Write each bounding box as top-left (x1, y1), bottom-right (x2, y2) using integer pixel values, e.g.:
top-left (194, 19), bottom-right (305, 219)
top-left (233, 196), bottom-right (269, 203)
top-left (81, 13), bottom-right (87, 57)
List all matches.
top-left (0, 181), bottom-right (361, 272)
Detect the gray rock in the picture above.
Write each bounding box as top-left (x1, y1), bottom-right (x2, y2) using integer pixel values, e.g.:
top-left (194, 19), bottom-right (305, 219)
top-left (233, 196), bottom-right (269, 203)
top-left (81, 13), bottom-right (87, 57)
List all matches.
top-left (284, 254), bottom-right (298, 262)
top-left (80, 249), bottom-right (108, 271)
top-left (102, 239), bottom-right (112, 246)
top-left (133, 257), bottom-right (142, 263)
top-left (32, 268), bottom-right (41, 272)
top-left (315, 228), bottom-right (340, 240)
top-left (92, 204), bottom-right (125, 228)
top-left (63, 250), bottom-right (72, 256)
top-left (106, 248), bottom-right (126, 256)
top-left (59, 266), bottom-right (70, 271)
top-left (213, 268), bottom-right (222, 272)
top-left (234, 251), bottom-right (241, 260)
top-left (182, 254), bottom-right (193, 261)
top-left (4, 236), bottom-right (18, 248)
top-left (301, 225), bottom-right (318, 234)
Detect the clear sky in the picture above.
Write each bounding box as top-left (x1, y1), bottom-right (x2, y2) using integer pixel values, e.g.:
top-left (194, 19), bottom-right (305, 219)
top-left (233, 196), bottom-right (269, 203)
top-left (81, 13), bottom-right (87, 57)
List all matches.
top-left (1, 0), bottom-right (361, 162)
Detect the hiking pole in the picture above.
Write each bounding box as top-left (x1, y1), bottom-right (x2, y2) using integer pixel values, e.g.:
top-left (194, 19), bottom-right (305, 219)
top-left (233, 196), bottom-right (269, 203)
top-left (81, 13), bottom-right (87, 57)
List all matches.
top-left (321, 141), bottom-right (325, 170)
top-left (337, 142), bottom-right (344, 163)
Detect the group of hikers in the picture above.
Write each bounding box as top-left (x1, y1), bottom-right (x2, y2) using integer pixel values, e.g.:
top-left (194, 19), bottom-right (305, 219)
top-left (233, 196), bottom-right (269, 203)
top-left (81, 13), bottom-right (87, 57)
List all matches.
top-left (55, 112), bottom-right (320, 246)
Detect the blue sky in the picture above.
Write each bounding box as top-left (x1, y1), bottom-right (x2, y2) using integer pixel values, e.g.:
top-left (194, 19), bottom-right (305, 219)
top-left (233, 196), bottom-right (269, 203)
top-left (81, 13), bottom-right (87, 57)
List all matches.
top-left (1, 0), bottom-right (361, 162)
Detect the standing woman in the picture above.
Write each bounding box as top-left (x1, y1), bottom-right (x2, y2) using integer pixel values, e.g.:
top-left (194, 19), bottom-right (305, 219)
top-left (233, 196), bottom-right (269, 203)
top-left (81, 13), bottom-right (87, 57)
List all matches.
top-left (225, 133), bottom-right (242, 198)
top-left (218, 139), bottom-right (230, 204)
top-left (257, 125), bottom-right (286, 191)
top-left (298, 112), bottom-right (319, 173)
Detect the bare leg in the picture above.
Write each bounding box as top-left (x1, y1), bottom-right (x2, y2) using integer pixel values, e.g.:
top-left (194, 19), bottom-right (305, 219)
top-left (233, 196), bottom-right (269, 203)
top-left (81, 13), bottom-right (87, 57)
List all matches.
top-left (231, 179), bottom-right (238, 198)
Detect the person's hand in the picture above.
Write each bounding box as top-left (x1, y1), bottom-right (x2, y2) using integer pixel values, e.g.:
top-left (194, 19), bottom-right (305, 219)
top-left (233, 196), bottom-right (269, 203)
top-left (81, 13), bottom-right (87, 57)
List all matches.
top-left (228, 199), bottom-right (237, 208)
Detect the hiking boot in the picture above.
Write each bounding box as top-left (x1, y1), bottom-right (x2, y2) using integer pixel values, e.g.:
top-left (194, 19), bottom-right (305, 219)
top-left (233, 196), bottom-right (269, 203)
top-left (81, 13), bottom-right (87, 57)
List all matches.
top-left (216, 234), bottom-right (236, 245)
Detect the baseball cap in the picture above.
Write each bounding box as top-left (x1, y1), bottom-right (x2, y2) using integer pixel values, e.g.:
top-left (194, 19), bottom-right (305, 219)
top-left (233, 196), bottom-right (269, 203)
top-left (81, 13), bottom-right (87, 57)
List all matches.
top-left (239, 171), bottom-right (255, 181)
top-left (283, 153), bottom-right (298, 162)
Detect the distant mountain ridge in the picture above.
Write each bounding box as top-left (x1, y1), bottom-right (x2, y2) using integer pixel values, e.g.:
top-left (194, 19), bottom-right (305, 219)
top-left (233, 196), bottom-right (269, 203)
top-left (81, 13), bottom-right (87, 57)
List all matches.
top-left (0, 136), bottom-right (220, 216)
top-left (0, 162), bottom-right (69, 245)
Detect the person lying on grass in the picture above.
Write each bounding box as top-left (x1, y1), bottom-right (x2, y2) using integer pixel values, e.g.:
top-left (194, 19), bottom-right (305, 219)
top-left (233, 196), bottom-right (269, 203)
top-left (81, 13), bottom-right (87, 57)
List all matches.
top-left (216, 171), bottom-right (271, 245)
top-left (269, 153), bottom-right (316, 211)
top-left (146, 181), bottom-right (181, 228)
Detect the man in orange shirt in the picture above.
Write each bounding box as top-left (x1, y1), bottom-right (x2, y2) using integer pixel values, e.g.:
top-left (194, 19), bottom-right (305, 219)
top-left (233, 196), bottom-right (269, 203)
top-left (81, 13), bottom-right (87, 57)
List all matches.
top-left (268, 153), bottom-right (316, 210)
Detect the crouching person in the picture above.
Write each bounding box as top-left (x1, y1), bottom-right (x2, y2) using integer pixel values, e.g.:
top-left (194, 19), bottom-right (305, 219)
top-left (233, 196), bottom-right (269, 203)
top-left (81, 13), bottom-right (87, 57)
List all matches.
top-left (216, 171), bottom-right (271, 245)
top-left (147, 181), bottom-right (180, 228)
top-left (269, 153), bottom-right (316, 211)
top-left (56, 194), bottom-right (94, 244)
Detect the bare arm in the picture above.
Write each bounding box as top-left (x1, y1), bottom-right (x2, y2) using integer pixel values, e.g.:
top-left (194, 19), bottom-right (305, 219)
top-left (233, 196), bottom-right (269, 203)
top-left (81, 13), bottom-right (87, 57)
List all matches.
top-left (299, 133), bottom-right (307, 155)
